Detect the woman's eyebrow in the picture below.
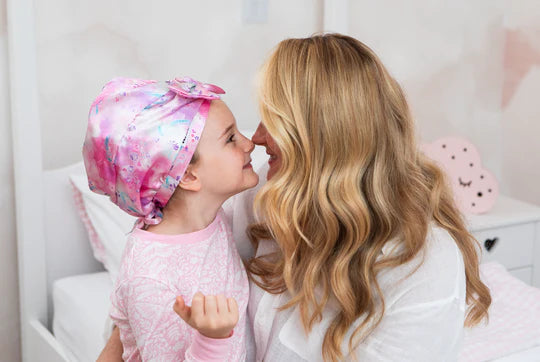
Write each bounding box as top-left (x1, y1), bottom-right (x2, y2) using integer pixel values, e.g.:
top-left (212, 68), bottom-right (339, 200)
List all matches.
top-left (220, 124), bottom-right (235, 139)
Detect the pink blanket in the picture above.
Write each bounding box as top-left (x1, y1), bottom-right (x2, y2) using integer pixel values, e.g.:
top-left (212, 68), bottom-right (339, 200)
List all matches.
top-left (459, 262), bottom-right (540, 361)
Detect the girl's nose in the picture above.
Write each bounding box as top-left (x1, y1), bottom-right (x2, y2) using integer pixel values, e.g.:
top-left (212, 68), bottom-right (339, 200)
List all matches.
top-left (244, 137), bottom-right (255, 153)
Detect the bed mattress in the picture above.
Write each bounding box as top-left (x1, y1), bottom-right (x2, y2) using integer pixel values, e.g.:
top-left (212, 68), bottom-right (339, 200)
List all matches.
top-left (52, 272), bottom-right (113, 362)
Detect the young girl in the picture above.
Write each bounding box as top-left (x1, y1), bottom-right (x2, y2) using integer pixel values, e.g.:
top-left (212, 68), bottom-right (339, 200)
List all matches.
top-left (83, 76), bottom-right (258, 361)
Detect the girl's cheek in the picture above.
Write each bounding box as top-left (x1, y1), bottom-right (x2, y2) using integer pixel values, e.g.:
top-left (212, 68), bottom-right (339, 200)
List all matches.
top-left (237, 146), bottom-right (245, 158)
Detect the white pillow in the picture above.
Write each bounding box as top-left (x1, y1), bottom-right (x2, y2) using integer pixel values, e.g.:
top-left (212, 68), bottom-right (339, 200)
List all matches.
top-left (70, 129), bottom-right (267, 282)
top-left (70, 172), bottom-right (136, 282)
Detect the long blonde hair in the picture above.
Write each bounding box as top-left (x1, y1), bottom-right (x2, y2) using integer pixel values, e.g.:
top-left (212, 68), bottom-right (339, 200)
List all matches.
top-left (246, 34), bottom-right (491, 361)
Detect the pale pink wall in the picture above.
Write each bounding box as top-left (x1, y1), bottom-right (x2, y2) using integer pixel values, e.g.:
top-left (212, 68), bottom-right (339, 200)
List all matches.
top-left (501, 0), bottom-right (540, 206)
top-left (348, 0), bottom-right (505, 182)
top-left (349, 0), bottom-right (540, 207)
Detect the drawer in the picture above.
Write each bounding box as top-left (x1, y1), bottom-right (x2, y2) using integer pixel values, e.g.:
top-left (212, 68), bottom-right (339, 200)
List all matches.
top-left (508, 266), bottom-right (533, 285)
top-left (472, 222), bottom-right (535, 270)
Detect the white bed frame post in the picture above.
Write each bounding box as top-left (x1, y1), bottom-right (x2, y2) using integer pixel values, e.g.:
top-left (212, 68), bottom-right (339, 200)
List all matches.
top-left (7, 0), bottom-right (67, 360)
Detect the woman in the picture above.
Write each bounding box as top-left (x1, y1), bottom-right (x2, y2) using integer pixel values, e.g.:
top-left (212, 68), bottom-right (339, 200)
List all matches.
top-left (99, 33), bottom-right (490, 361)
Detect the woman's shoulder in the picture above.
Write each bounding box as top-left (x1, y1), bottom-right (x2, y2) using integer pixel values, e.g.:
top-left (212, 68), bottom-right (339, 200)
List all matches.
top-left (423, 225), bottom-right (465, 282)
top-left (419, 225), bottom-right (464, 271)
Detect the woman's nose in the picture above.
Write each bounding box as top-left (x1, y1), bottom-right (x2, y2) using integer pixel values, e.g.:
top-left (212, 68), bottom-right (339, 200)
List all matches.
top-left (251, 123), bottom-right (266, 146)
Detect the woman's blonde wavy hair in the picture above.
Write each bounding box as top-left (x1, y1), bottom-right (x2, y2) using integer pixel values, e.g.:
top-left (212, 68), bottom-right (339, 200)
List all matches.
top-left (246, 33), bottom-right (491, 361)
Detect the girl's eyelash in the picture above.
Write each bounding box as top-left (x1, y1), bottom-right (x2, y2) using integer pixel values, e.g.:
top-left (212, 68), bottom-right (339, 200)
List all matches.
top-left (226, 133), bottom-right (236, 143)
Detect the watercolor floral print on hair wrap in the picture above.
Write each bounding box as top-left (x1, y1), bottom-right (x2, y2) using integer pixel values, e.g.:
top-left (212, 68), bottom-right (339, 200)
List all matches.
top-left (83, 77), bottom-right (225, 225)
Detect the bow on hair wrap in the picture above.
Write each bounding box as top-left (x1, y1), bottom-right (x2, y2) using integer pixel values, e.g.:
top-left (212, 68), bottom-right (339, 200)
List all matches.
top-left (82, 76), bottom-right (225, 225)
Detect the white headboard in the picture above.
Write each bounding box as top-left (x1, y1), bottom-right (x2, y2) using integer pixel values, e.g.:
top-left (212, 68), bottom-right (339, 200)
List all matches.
top-left (43, 162), bottom-right (104, 326)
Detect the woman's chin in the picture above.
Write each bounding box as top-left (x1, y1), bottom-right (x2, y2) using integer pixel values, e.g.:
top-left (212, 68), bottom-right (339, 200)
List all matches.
top-left (267, 157), bottom-right (282, 178)
top-left (266, 167), bottom-right (277, 180)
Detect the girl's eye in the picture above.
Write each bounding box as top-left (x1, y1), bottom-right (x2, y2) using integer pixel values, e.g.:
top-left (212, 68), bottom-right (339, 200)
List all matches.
top-left (226, 133), bottom-right (236, 143)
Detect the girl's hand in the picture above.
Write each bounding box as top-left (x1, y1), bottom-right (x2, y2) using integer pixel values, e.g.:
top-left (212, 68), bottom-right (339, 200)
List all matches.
top-left (174, 292), bottom-right (239, 339)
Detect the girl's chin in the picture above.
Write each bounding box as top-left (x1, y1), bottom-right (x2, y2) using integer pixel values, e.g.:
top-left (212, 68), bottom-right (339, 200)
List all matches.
top-left (242, 168), bottom-right (260, 187)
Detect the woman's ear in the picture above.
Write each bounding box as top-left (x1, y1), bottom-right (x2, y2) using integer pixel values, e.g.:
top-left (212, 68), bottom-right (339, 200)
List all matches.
top-left (178, 165), bottom-right (201, 192)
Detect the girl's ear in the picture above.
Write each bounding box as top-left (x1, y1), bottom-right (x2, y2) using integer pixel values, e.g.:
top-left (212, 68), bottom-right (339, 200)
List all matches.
top-left (178, 165), bottom-right (201, 192)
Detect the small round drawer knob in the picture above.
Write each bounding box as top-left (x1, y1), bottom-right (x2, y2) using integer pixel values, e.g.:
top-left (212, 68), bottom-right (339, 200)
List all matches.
top-left (484, 237), bottom-right (499, 252)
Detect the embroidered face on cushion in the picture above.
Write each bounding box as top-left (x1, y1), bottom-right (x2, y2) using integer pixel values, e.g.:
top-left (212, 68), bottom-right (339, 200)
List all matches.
top-left (422, 137), bottom-right (499, 214)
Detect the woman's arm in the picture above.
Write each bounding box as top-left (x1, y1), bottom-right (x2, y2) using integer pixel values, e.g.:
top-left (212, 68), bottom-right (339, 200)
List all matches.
top-left (97, 326), bottom-right (123, 362)
top-left (353, 297), bottom-right (465, 361)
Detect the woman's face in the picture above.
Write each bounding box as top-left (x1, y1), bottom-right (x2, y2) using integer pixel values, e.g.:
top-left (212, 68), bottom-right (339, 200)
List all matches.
top-left (252, 123), bottom-right (282, 180)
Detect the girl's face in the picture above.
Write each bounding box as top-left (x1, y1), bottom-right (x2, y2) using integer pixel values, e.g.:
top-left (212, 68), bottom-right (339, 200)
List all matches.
top-left (193, 100), bottom-right (259, 197)
top-left (252, 123), bottom-right (282, 180)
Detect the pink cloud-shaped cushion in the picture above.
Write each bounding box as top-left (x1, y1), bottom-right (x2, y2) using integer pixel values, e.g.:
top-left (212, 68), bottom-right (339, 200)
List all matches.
top-left (421, 137), bottom-right (499, 214)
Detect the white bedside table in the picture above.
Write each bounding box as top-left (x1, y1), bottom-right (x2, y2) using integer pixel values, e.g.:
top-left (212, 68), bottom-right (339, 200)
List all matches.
top-left (465, 195), bottom-right (540, 288)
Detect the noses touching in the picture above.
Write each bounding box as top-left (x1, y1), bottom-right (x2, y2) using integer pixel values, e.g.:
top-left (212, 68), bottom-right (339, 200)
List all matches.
top-left (252, 123), bottom-right (269, 149)
top-left (242, 133), bottom-right (255, 166)
top-left (245, 136), bottom-right (255, 153)
top-left (252, 123), bottom-right (278, 157)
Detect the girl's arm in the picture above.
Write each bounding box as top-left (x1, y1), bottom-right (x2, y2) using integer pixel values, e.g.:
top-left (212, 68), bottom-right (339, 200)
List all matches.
top-left (96, 326), bottom-right (123, 362)
top-left (97, 295), bottom-right (238, 362)
top-left (111, 276), bottom-right (237, 361)
top-left (175, 292), bottom-right (239, 361)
